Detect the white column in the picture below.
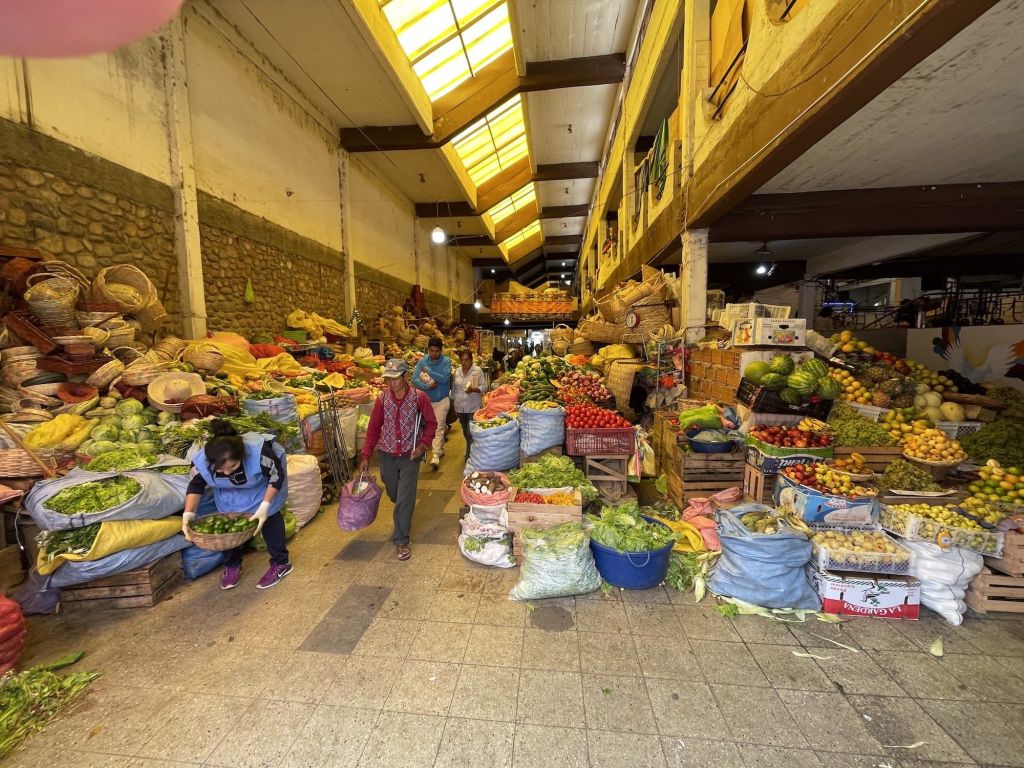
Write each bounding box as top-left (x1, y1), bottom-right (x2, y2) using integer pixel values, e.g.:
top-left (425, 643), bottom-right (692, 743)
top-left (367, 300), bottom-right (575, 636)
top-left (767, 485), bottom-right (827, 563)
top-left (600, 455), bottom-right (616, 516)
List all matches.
top-left (680, 228), bottom-right (708, 343)
top-left (161, 15), bottom-right (207, 339)
top-left (798, 281), bottom-right (818, 323)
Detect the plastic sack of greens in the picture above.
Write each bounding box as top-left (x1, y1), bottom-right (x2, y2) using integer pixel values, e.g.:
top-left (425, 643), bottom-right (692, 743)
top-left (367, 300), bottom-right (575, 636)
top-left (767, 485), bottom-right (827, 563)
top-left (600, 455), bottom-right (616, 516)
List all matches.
top-left (287, 454), bottom-right (323, 529)
top-left (677, 404), bottom-right (726, 431)
top-left (459, 505), bottom-right (515, 568)
top-left (519, 402), bottom-right (565, 457)
top-left (24, 470), bottom-right (185, 531)
top-left (243, 394), bottom-right (303, 452)
top-left (46, 534), bottom-right (189, 588)
top-left (466, 415), bottom-right (520, 473)
top-left (902, 540), bottom-right (984, 625)
top-left (708, 506), bottom-right (820, 610)
top-left (36, 517), bottom-right (183, 575)
top-left (510, 521), bottom-right (601, 600)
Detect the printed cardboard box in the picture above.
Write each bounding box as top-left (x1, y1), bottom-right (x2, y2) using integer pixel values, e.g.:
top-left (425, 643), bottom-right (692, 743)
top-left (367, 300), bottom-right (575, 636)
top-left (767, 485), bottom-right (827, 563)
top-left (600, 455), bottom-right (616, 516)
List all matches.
top-left (774, 473), bottom-right (878, 525)
top-left (810, 568), bottom-right (921, 620)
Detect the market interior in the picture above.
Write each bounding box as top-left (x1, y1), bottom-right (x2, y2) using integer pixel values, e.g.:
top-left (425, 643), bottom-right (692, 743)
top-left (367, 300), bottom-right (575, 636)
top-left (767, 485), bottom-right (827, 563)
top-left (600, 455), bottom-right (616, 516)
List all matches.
top-left (0, 1), bottom-right (1024, 767)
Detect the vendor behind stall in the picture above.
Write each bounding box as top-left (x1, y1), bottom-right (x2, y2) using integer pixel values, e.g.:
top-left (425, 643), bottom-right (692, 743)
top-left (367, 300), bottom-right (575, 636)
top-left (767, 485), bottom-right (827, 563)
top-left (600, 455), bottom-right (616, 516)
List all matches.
top-left (182, 420), bottom-right (291, 591)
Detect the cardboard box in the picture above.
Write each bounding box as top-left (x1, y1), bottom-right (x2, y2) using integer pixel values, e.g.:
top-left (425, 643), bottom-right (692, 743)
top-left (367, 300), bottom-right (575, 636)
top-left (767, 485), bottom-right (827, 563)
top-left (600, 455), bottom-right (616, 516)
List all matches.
top-left (744, 443), bottom-right (833, 475)
top-left (732, 318), bottom-right (807, 347)
top-left (774, 473), bottom-right (878, 525)
top-left (811, 568), bottom-right (921, 620)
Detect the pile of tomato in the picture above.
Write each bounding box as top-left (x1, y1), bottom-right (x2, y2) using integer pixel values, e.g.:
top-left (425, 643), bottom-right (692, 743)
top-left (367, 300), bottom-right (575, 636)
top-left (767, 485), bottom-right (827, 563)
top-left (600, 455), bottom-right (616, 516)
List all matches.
top-left (565, 404), bottom-right (632, 430)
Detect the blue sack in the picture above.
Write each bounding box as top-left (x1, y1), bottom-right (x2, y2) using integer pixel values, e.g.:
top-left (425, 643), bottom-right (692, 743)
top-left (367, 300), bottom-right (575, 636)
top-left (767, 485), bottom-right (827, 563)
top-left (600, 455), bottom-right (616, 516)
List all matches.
top-left (467, 415), bottom-right (520, 472)
top-left (708, 505), bottom-right (820, 610)
top-left (519, 404), bottom-right (565, 457)
top-left (182, 545), bottom-right (227, 581)
top-left (47, 535), bottom-right (189, 589)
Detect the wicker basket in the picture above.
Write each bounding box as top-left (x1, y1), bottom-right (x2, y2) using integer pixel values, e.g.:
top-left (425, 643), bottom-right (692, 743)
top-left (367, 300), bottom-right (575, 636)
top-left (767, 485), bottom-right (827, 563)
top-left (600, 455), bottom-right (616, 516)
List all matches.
top-left (148, 336), bottom-right (186, 362)
top-left (552, 340), bottom-right (570, 356)
top-left (24, 275), bottom-right (80, 328)
top-left (84, 358), bottom-right (126, 389)
top-left (578, 315), bottom-right (624, 344)
top-left (76, 310), bottom-right (120, 327)
top-left (121, 361), bottom-right (174, 387)
top-left (89, 265), bottom-right (156, 314)
top-left (550, 324), bottom-right (574, 344)
top-left (0, 447), bottom-right (55, 478)
top-left (183, 344), bottom-right (224, 374)
top-left (187, 513), bottom-right (259, 551)
top-left (134, 299), bottom-right (168, 331)
top-left (568, 340), bottom-right (595, 355)
top-left (621, 300), bottom-right (672, 343)
top-left (105, 326), bottom-right (136, 348)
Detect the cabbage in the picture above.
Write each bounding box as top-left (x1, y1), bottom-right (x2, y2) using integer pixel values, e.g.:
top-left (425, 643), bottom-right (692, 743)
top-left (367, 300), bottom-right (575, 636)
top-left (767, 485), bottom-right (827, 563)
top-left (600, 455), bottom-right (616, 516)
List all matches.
top-left (121, 415), bottom-right (149, 431)
top-left (121, 430), bottom-right (141, 444)
top-left (114, 398), bottom-right (145, 417)
top-left (137, 440), bottom-right (163, 454)
top-left (88, 440), bottom-right (118, 455)
top-left (78, 439), bottom-right (94, 455)
top-left (101, 415), bottom-right (122, 429)
top-left (90, 423), bottom-right (120, 442)
top-left (157, 411), bottom-right (177, 426)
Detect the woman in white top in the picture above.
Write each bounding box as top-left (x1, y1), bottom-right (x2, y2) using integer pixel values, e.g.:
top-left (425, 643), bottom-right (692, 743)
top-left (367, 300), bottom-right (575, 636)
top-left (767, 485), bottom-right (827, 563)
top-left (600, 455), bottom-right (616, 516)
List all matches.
top-left (451, 349), bottom-right (485, 461)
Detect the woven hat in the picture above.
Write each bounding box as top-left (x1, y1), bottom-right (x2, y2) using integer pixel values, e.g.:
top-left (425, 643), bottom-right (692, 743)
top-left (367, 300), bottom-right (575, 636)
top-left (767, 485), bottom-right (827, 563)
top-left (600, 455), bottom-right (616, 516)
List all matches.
top-left (147, 372), bottom-right (206, 413)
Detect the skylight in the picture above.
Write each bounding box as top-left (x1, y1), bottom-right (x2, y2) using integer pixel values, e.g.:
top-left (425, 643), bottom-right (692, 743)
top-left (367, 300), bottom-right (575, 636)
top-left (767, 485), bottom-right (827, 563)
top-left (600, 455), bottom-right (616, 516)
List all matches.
top-left (485, 183), bottom-right (537, 226)
top-left (452, 95), bottom-right (529, 186)
top-left (499, 220), bottom-right (542, 261)
top-left (379, 0), bottom-right (513, 101)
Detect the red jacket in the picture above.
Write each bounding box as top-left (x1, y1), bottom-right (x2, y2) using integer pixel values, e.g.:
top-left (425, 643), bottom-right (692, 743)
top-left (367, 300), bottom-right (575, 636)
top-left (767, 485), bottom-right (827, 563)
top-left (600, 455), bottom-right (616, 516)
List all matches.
top-left (362, 386), bottom-right (437, 460)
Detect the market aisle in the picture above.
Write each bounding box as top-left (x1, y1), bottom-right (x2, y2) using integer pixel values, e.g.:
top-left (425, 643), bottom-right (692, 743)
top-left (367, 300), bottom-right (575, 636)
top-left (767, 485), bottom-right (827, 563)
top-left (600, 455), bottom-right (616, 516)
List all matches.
top-left (15, 425), bottom-right (1024, 768)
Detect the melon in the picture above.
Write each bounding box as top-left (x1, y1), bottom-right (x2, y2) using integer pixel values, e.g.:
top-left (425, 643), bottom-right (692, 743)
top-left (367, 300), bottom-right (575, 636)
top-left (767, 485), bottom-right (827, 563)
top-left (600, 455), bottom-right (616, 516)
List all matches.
top-left (769, 354), bottom-right (795, 376)
top-left (786, 371), bottom-right (818, 396)
top-left (816, 376), bottom-right (841, 400)
top-left (799, 358), bottom-right (828, 380)
top-left (743, 361), bottom-right (772, 385)
top-left (779, 388), bottom-right (803, 406)
top-left (760, 373), bottom-right (786, 391)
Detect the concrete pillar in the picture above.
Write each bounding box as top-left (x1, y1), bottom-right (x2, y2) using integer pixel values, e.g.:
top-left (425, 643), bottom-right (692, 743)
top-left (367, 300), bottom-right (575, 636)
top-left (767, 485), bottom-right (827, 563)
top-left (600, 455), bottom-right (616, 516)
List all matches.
top-left (798, 281), bottom-right (818, 323)
top-left (161, 15), bottom-right (207, 339)
top-left (680, 228), bottom-right (708, 343)
top-left (337, 148), bottom-right (356, 321)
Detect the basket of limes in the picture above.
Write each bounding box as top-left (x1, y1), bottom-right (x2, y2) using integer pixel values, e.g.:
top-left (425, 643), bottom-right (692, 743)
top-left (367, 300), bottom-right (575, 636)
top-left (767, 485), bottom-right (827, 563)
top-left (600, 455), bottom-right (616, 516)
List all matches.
top-left (188, 513), bottom-right (259, 551)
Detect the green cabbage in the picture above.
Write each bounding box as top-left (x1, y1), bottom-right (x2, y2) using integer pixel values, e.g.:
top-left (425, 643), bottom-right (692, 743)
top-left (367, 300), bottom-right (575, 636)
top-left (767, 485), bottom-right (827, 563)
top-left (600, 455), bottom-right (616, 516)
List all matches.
top-left (90, 424), bottom-right (120, 442)
top-left (157, 411), bottom-right (177, 426)
top-left (114, 398), bottom-right (145, 417)
top-left (121, 415), bottom-right (149, 431)
top-left (87, 440), bottom-right (118, 455)
top-left (137, 440), bottom-right (163, 454)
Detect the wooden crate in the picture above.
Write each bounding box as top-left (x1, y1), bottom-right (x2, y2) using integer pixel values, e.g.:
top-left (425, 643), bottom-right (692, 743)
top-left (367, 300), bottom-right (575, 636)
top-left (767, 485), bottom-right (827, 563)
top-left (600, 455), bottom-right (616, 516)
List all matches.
top-left (584, 454), bottom-right (629, 483)
top-left (507, 488), bottom-right (583, 562)
top-left (834, 446), bottom-right (903, 472)
top-left (519, 445), bottom-right (563, 465)
top-left (966, 568), bottom-right (1024, 615)
top-left (743, 464), bottom-right (776, 505)
top-left (985, 532), bottom-right (1024, 577)
top-left (62, 553), bottom-right (184, 611)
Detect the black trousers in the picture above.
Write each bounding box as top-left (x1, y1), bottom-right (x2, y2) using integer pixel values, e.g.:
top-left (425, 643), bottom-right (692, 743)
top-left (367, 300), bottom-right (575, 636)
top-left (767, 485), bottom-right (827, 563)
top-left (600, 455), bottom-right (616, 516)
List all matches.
top-left (225, 509), bottom-right (289, 567)
top-left (457, 412), bottom-right (474, 458)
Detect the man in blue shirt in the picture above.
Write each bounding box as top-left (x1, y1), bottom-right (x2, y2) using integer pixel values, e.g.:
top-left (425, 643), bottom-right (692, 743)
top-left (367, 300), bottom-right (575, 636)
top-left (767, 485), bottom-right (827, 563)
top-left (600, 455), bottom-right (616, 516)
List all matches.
top-left (412, 337), bottom-right (453, 469)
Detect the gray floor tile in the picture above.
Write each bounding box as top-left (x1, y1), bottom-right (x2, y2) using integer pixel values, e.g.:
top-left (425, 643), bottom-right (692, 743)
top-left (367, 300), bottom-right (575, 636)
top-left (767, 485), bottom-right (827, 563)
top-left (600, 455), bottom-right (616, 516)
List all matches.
top-left (521, 628), bottom-right (580, 671)
top-left (646, 680), bottom-right (728, 738)
top-left (661, 737), bottom-right (743, 768)
top-left (870, 650), bottom-right (976, 700)
top-left (513, 724), bottom-right (587, 768)
top-left (449, 665), bottom-right (519, 721)
top-left (516, 668), bottom-right (585, 727)
top-left (674, 606), bottom-right (743, 642)
top-left (776, 689), bottom-right (884, 755)
top-left (588, 730), bottom-right (667, 768)
top-left (582, 673), bottom-right (658, 733)
top-left (358, 711), bottom-right (445, 768)
top-left (918, 699), bottom-right (1024, 767)
top-left (730, 616), bottom-right (799, 645)
top-left (938, 652), bottom-right (1024, 702)
top-left (337, 538), bottom-right (387, 562)
top-left (579, 631), bottom-right (641, 676)
top-left (812, 649), bottom-right (903, 696)
top-left (846, 695), bottom-right (973, 764)
top-left (383, 659), bottom-right (460, 716)
top-left (747, 643), bottom-right (835, 691)
top-left (435, 718), bottom-right (514, 768)
top-left (302, 584), bottom-right (392, 654)
top-left (711, 684), bottom-right (808, 748)
top-left (738, 745), bottom-right (824, 768)
top-left (690, 640), bottom-right (770, 687)
top-left (282, 703), bottom-right (377, 767)
top-left (575, 599), bottom-right (630, 634)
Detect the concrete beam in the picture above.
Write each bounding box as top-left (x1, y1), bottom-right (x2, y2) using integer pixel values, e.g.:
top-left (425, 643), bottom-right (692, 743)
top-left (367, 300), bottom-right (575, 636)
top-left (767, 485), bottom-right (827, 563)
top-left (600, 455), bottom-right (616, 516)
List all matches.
top-left (805, 233), bottom-right (978, 277)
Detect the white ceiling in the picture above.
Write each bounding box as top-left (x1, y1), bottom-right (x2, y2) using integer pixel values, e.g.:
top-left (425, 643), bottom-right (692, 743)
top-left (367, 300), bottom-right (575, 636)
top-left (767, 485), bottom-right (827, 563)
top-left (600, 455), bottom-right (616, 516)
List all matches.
top-left (514, 0), bottom-right (639, 62)
top-left (536, 178), bottom-right (595, 207)
top-left (526, 84), bottom-right (620, 165)
top-left (357, 150), bottom-right (469, 204)
top-left (208, 0), bottom-right (420, 128)
top-left (762, 0), bottom-right (1024, 193)
top-left (543, 217), bottom-right (585, 237)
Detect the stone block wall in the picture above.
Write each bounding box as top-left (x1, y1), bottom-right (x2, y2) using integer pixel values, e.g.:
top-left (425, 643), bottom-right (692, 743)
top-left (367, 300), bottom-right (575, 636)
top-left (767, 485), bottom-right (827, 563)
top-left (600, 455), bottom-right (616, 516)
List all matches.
top-left (355, 269), bottom-right (454, 338)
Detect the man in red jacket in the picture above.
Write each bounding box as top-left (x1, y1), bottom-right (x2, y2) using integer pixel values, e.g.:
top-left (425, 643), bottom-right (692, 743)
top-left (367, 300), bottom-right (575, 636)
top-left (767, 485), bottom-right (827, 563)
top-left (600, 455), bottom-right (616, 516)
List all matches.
top-left (360, 358), bottom-right (437, 561)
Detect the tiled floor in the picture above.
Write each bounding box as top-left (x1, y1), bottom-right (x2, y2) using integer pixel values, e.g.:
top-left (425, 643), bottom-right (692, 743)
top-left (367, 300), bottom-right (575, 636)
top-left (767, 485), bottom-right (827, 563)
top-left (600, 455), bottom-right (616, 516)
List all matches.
top-left (16, 428), bottom-right (1024, 767)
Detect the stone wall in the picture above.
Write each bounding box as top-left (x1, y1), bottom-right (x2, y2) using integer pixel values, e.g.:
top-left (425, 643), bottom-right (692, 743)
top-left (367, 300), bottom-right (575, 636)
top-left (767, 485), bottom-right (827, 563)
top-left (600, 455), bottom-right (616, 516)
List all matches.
top-left (355, 267), bottom-right (453, 338)
top-left (197, 193), bottom-right (346, 339)
top-left (0, 117), bottom-right (182, 334)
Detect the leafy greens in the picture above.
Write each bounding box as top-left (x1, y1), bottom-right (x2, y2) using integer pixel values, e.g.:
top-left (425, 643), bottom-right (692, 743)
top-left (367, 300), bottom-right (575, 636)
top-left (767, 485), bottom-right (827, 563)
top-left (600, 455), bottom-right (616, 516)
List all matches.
top-left (43, 477), bottom-right (141, 516)
top-left (587, 503), bottom-right (678, 553)
top-left (507, 455), bottom-right (597, 502)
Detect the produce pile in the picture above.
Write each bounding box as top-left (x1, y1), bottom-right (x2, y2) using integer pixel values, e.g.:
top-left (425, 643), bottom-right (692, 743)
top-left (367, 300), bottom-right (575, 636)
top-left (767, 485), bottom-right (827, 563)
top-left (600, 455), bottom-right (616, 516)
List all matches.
top-left (827, 402), bottom-right (896, 447)
top-left (902, 428), bottom-right (966, 465)
top-left (781, 462), bottom-right (877, 497)
top-left (84, 447), bottom-right (160, 472)
top-left (960, 421), bottom-right (1024, 468)
top-left (810, 529), bottom-right (910, 571)
top-left (463, 472), bottom-right (507, 498)
top-left (966, 460), bottom-right (1024, 508)
top-left (587, 503), bottom-right (678, 552)
top-left (507, 455), bottom-right (596, 502)
top-left (190, 514), bottom-right (258, 536)
top-left (881, 458), bottom-right (943, 492)
top-left (879, 409), bottom-right (933, 445)
top-left (514, 491), bottom-right (576, 505)
top-left (743, 354), bottom-right (840, 406)
top-left (564, 404), bottom-right (632, 429)
top-left (554, 370), bottom-right (612, 405)
top-left (748, 424), bottom-right (831, 449)
top-left (829, 453), bottom-right (871, 476)
top-left (737, 508), bottom-right (812, 535)
top-left (516, 357), bottom-right (567, 404)
top-left (78, 397), bottom-right (173, 458)
top-left (38, 524), bottom-right (101, 562)
top-left (43, 477), bottom-right (141, 516)
top-left (160, 412), bottom-right (299, 457)
top-left (475, 416), bottom-right (514, 430)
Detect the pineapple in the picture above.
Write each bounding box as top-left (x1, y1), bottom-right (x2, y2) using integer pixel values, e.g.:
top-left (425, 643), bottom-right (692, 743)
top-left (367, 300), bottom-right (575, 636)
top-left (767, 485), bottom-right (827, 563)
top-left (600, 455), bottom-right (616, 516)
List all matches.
top-left (871, 391), bottom-right (892, 408)
top-left (879, 379), bottom-right (902, 396)
top-left (862, 365), bottom-right (888, 384)
top-left (891, 393), bottom-right (915, 409)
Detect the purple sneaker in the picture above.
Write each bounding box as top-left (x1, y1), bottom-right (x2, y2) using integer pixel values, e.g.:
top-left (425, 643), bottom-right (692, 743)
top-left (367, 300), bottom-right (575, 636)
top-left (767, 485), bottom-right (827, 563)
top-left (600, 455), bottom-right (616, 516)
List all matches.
top-left (256, 563), bottom-right (293, 590)
top-left (221, 565), bottom-right (241, 590)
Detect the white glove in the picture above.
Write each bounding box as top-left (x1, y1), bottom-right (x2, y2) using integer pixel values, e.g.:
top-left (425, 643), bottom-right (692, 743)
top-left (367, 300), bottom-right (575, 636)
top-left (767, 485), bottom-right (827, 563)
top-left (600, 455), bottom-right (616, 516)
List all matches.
top-left (182, 511), bottom-right (196, 542)
top-left (250, 501), bottom-right (271, 535)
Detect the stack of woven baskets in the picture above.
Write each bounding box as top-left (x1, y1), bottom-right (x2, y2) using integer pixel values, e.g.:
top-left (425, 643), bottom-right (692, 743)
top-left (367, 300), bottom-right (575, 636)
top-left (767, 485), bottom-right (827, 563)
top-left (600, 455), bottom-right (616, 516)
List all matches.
top-left (587, 265), bottom-right (674, 344)
top-left (88, 265), bottom-right (167, 332)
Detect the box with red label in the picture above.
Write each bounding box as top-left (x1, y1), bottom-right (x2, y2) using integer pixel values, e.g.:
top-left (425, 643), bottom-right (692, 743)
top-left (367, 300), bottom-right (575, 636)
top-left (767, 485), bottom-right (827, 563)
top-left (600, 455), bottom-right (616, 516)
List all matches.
top-left (810, 568), bottom-right (921, 620)
top-left (732, 318), bottom-right (807, 346)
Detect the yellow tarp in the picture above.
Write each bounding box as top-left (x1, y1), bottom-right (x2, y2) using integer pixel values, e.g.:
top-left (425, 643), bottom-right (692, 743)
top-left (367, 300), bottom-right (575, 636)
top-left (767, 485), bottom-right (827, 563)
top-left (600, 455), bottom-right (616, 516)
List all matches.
top-left (191, 341), bottom-right (301, 378)
top-left (655, 516), bottom-right (708, 553)
top-left (37, 517), bottom-right (183, 574)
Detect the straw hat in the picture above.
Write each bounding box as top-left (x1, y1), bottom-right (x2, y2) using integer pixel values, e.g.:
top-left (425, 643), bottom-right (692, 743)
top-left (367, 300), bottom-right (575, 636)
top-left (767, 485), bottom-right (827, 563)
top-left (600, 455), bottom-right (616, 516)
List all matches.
top-left (147, 372), bottom-right (206, 413)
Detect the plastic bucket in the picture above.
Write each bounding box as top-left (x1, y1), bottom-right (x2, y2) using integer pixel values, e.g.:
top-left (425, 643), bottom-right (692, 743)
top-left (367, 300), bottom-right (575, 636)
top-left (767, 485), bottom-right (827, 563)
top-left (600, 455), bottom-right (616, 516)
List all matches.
top-left (590, 516), bottom-right (674, 590)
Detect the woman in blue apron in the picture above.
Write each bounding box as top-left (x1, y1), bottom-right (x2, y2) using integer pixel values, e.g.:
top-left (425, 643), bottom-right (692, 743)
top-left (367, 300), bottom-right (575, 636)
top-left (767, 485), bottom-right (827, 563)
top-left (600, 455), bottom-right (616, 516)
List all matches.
top-left (182, 420), bottom-right (291, 590)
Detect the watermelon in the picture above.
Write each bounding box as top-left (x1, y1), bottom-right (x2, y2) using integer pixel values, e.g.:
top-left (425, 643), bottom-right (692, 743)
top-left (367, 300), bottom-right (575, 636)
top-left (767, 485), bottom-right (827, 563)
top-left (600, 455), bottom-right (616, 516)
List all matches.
top-left (743, 361), bottom-right (772, 385)
top-left (760, 373), bottom-right (786, 391)
top-left (799, 358), bottom-right (828, 380)
top-left (779, 388), bottom-right (803, 406)
top-left (786, 371), bottom-right (818, 396)
top-left (816, 376), bottom-right (841, 400)
top-left (769, 354), bottom-right (795, 376)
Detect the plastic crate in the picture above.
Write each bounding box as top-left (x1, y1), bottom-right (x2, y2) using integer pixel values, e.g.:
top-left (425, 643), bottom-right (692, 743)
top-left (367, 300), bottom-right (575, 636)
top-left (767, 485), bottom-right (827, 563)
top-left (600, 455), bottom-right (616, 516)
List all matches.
top-left (811, 527), bottom-right (912, 574)
top-left (934, 421), bottom-right (983, 440)
top-left (737, 379), bottom-right (834, 418)
top-left (881, 504), bottom-right (1003, 556)
top-left (565, 428), bottom-right (635, 456)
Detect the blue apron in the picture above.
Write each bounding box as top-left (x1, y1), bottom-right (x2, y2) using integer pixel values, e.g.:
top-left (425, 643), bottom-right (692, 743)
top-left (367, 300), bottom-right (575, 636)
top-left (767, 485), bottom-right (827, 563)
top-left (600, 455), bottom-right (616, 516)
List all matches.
top-left (191, 432), bottom-right (288, 517)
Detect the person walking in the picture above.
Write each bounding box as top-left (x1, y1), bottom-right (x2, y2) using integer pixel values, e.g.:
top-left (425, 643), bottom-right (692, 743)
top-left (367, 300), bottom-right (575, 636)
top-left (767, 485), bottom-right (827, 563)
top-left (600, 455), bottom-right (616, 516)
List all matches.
top-left (412, 337), bottom-right (452, 470)
top-left (452, 349), bottom-right (484, 461)
top-left (360, 359), bottom-right (437, 561)
top-left (182, 420), bottom-right (291, 590)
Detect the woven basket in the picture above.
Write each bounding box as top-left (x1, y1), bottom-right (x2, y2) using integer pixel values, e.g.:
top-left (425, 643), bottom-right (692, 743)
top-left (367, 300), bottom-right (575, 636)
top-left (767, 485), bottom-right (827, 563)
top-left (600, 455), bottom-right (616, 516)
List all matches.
top-left (413, 334), bottom-right (429, 349)
top-left (550, 324), bottom-right (574, 344)
top-left (84, 358), bottom-right (126, 389)
top-left (134, 299), bottom-right (168, 331)
top-left (148, 336), bottom-right (186, 362)
top-left (621, 300), bottom-right (672, 343)
top-left (121, 361), bottom-right (174, 387)
top-left (183, 344), bottom-right (224, 374)
top-left (578, 315), bottom-right (624, 344)
top-left (76, 310), bottom-right (120, 327)
top-left (552, 340), bottom-right (570, 356)
top-left (104, 324), bottom-right (136, 348)
top-left (568, 340), bottom-right (595, 355)
top-left (24, 275), bottom-right (80, 328)
top-left (187, 513), bottom-right (258, 551)
top-left (0, 447), bottom-right (54, 478)
top-left (89, 265), bottom-right (156, 314)
top-left (81, 326), bottom-right (111, 348)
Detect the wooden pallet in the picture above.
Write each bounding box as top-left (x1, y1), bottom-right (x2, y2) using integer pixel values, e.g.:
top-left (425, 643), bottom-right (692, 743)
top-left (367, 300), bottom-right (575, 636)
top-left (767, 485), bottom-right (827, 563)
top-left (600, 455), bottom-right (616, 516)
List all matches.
top-left (743, 464), bottom-right (776, 505)
top-left (834, 446), bottom-right (903, 472)
top-left (985, 532), bottom-right (1024, 577)
top-left (584, 454), bottom-right (630, 501)
top-left (966, 568), bottom-right (1024, 614)
top-left (62, 553), bottom-right (183, 611)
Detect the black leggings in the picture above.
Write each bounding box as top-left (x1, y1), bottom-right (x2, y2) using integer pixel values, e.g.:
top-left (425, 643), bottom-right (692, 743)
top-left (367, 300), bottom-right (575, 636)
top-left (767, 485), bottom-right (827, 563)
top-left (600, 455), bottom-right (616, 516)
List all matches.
top-left (225, 509), bottom-right (289, 567)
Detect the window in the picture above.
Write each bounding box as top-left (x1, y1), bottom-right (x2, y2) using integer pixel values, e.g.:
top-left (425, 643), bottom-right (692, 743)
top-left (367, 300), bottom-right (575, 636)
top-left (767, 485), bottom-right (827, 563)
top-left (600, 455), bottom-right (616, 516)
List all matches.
top-left (485, 184), bottom-right (537, 226)
top-left (379, 0), bottom-right (513, 101)
top-left (499, 220), bottom-right (541, 261)
top-left (451, 95), bottom-right (529, 186)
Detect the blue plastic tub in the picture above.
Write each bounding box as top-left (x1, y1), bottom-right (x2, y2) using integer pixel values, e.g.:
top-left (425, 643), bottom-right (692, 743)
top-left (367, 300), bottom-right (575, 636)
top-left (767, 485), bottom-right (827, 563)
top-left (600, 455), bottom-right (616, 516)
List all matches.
top-left (684, 427), bottom-right (734, 453)
top-left (590, 516), bottom-right (675, 590)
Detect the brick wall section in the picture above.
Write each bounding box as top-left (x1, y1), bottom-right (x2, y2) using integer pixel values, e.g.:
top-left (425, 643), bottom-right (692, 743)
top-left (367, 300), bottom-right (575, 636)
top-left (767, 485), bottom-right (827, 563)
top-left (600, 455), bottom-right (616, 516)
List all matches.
top-left (686, 347), bottom-right (741, 404)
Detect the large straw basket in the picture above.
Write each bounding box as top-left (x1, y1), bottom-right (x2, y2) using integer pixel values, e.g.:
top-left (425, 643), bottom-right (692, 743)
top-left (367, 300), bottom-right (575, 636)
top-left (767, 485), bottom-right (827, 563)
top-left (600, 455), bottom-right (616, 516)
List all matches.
top-left (550, 324), bottom-right (574, 344)
top-left (24, 275), bottom-right (80, 329)
top-left (552, 340), bottom-right (570, 356)
top-left (85, 358), bottom-right (126, 389)
top-left (76, 309), bottom-right (120, 327)
top-left (622, 300), bottom-right (673, 343)
top-left (89, 265), bottom-right (156, 314)
top-left (568, 339), bottom-right (595, 355)
top-left (182, 344), bottom-right (224, 374)
top-left (134, 299), bottom-right (168, 331)
top-left (578, 315), bottom-right (625, 344)
top-left (186, 513), bottom-right (259, 551)
top-left (121, 361), bottom-right (174, 387)
top-left (0, 447), bottom-right (55, 478)
top-left (150, 336), bottom-right (187, 362)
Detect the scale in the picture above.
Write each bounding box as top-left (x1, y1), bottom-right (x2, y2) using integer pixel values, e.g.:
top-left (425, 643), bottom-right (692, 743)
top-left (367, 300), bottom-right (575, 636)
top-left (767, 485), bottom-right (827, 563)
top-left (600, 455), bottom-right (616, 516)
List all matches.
top-left (624, 309), bottom-right (640, 329)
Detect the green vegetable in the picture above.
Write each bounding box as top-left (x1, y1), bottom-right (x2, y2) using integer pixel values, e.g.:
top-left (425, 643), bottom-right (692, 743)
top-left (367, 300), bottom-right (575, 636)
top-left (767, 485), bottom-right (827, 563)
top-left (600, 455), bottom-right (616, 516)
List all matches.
top-left (990, 387), bottom-right (1024, 422)
top-left (38, 524), bottom-right (101, 561)
top-left (84, 448), bottom-right (158, 472)
top-left (89, 423), bottom-right (120, 442)
top-left (43, 477), bottom-right (141, 516)
top-left (160, 413), bottom-right (300, 458)
top-left (960, 421), bottom-right (1024, 468)
top-left (827, 402), bottom-right (896, 447)
top-left (665, 552), bottom-right (699, 592)
top-left (507, 455), bottom-right (597, 502)
top-left (251, 506), bottom-right (296, 549)
top-left (157, 411), bottom-right (177, 426)
top-left (156, 465), bottom-right (190, 475)
top-left (587, 502), bottom-right (678, 552)
top-left (641, 501), bottom-right (680, 522)
top-left (715, 602), bottom-right (740, 618)
top-left (86, 440), bottom-right (118, 456)
top-left (114, 398), bottom-right (145, 417)
top-left (121, 414), bottom-right (148, 431)
top-left (0, 653), bottom-right (99, 759)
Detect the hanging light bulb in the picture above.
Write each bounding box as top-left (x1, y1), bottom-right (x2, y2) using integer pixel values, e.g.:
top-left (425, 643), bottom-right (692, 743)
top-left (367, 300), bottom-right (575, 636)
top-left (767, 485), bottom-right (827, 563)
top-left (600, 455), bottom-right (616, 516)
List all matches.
top-left (490, 268), bottom-right (496, 274)
top-left (473, 300), bottom-right (482, 310)
top-left (755, 264), bottom-right (768, 275)
top-left (431, 226), bottom-right (446, 244)
top-left (503, 318), bottom-right (510, 326)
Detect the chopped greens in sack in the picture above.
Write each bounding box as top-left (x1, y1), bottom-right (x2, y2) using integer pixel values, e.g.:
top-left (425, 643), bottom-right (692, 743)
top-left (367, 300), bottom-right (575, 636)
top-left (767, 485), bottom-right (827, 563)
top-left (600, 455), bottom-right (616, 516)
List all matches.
top-left (587, 502), bottom-right (679, 552)
top-left (25, 471), bottom-right (185, 531)
top-left (509, 521), bottom-right (601, 600)
top-left (36, 517), bottom-right (183, 574)
top-left (43, 477), bottom-right (141, 516)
